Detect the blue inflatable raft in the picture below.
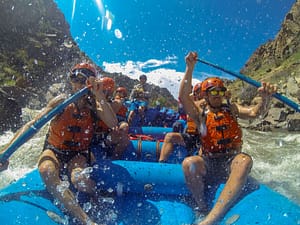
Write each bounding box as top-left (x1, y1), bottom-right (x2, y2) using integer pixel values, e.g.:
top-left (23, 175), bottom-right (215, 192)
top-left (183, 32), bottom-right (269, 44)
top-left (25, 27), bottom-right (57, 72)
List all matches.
top-left (1, 129), bottom-right (300, 225)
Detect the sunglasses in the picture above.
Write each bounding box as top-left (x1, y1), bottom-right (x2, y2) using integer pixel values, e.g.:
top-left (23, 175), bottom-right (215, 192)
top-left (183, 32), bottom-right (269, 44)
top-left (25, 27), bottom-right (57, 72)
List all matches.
top-left (69, 72), bottom-right (87, 84)
top-left (208, 89), bottom-right (225, 97)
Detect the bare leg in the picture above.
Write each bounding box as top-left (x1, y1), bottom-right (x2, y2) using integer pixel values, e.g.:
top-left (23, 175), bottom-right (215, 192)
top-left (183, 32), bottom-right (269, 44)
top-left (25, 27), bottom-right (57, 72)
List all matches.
top-left (109, 123), bottom-right (130, 159)
top-left (38, 150), bottom-right (96, 225)
top-left (69, 155), bottom-right (97, 194)
top-left (127, 110), bottom-right (135, 126)
top-left (182, 155), bottom-right (208, 211)
top-left (159, 132), bottom-right (185, 162)
top-left (198, 153), bottom-right (253, 225)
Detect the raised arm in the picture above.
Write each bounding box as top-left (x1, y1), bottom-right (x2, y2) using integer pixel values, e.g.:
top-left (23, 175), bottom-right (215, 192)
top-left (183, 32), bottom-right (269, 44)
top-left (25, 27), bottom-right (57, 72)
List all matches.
top-left (179, 52), bottom-right (202, 124)
top-left (236, 82), bottom-right (277, 119)
top-left (110, 98), bottom-right (123, 113)
top-left (89, 77), bottom-right (118, 129)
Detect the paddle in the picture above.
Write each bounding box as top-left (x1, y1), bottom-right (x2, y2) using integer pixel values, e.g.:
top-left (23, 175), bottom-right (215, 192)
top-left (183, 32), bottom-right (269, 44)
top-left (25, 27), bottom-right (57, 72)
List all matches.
top-left (0, 86), bottom-right (90, 163)
top-left (197, 58), bottom-right (300, 112)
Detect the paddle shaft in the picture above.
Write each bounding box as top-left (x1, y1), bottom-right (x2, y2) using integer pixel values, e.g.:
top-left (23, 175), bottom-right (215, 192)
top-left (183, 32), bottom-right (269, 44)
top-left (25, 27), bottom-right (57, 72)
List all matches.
top-left (0, 86), bottom-right (90, 163)
top-left (197, 58), bottom-right (300, 112)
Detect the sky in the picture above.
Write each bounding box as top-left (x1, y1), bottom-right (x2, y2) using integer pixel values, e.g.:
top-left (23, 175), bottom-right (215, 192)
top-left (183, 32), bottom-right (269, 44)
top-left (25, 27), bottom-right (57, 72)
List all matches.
top-left (54, 0), bottom-right (295, 98)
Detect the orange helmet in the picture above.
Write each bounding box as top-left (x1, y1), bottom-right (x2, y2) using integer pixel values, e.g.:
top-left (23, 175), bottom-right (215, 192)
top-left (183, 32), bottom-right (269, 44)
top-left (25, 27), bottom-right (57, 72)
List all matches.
top-left (116, 87), bottom-right (128, 97)
top-left (193, 82), bottom-right (202, 94)
top-left (193, 82), bottom-right (203, 99)
top-left (201, 77), bottom-right (226, 92)
top-left (71, 63), bottom-right (97, 77)
top-left (101, 77), bottom-right (115, 92)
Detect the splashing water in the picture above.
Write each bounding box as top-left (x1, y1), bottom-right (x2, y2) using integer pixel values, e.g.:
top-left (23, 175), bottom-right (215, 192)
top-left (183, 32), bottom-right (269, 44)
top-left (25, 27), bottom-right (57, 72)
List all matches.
top-left (242, 129), bottom-right (300, 204)
top-left (56, 180), bottom-right (70, 194)
top-left (0, 109), bottom-right (48, 190)
top-left (0, 108), bottom-right (300, 205)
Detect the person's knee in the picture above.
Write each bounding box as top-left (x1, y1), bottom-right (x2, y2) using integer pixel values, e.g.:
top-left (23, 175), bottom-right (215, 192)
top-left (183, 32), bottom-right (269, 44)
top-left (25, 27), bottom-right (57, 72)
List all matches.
top-left (182, 156), bottom-right (206, 176)
top-left (240, 153), bottom-right (253, 167)
top-left (38, 161), bottom-right (56, 177)
top-left (182, 157), bottom-right (191, 172)
top-left (164, 132), bottom-right (181, 143)
top-left (70, 167), bottom-right (87, 191)
top-left (38, 154), bottom-right (58, 178)
top-left (232, 153), bottom-right (253, 172)
top-left (69, 157), bottom-right (90, 185)
top-left (164, 133), bottom-right (174, 143)
top-left (119, 122), bottom-right (129, 133)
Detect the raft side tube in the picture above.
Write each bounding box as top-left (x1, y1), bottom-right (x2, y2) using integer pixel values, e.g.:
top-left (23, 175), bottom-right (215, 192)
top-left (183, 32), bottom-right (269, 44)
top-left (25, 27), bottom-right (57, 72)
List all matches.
top-left (128, 126), bottom-right (173, 139)
top-left (91, 160), bottom-right (190, 195)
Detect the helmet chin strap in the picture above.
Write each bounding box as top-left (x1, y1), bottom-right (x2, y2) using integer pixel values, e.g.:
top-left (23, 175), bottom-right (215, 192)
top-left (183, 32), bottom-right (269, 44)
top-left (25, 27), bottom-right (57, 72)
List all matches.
top-left (208, 103), bottom-right (220, 110)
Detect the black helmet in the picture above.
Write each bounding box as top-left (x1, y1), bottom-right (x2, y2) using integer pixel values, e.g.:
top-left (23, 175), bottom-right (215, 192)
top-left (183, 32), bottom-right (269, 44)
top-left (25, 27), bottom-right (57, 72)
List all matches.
top-left (139, 74), bottom-right (147, 81)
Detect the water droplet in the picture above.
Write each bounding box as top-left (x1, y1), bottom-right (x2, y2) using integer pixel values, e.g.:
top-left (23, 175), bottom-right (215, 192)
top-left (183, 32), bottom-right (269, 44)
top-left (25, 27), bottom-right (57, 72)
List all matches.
top-left (144, 183), bottom-right (153, 192)
top-left (83, 201), bottom-right (92, 212)
top-left (56, 180), bottom-right (70, 194)
top-left (101, 197), bottom-right (115, 204)
top-left (93, 164), bottom-right (99, 170)
top-left (114, 29), bottom-right (122, 39)
top-left (116, 182), bottom-right (124, 196)
top-left (106, 135), bottom-right (112, 141)
top-left (107, 187), bottom-right (114, 193)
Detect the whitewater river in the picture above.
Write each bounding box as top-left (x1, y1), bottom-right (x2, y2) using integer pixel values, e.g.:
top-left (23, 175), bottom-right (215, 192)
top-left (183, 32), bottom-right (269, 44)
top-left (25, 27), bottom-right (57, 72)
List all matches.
top-left (0, 112), bottom-right (299, 205)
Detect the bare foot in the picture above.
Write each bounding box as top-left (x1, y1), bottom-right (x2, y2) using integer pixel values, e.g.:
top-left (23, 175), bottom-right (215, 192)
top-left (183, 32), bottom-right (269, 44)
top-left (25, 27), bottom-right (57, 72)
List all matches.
top-left (194, 206), bottom-right (210, 225)
top-left (197, 214), bottom-right (218, 225)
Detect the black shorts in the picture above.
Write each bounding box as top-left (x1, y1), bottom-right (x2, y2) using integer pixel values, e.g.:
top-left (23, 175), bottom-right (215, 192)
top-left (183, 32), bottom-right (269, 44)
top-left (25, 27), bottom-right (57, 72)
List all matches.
top-left (181, 133), bottom-right (201, 155)
top-left (44, 143), bottom-right (90, 163)
top-left (42, 142), bottom-right (91, 176)
top-left (203, 154), bottom-right (235, 184)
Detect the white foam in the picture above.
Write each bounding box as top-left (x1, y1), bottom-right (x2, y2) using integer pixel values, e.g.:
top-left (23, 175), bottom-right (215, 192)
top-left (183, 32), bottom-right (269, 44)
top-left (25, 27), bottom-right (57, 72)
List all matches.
top-left (282, 134), bottom-right (300, 143)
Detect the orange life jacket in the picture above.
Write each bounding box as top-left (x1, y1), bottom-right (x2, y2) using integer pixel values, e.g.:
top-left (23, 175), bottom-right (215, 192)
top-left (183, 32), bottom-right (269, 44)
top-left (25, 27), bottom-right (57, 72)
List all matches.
top-left (201, 106), bottom-right (242, 154)
top-left (95, 120), bottom-right (110, 133)
top-left (185, 115), bottom-right (198, 135)
top-left (116, 104), bottom-right (128, 122)
top-left (47, 103), bottom-right (95, 151)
